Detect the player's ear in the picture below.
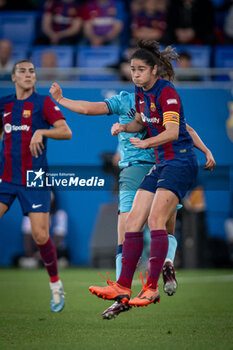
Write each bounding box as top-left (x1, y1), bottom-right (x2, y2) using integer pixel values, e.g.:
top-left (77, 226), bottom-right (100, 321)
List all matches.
top-left (152, 65), bottom-right (157, 77)
top-left (11, 74), bottom-right (16, 83)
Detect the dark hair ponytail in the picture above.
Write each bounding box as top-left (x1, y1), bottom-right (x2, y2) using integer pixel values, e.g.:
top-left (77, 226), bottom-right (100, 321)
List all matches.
top-left (131, 40), bottom-right (178, 81)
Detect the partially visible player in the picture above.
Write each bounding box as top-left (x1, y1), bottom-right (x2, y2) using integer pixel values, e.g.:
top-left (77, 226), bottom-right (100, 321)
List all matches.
top-left (50, 80), bottom-right (215, 318)
top-left (89, 40), bottom-right (216, 308)
top-left (0, 60), bottom-right (72, 312)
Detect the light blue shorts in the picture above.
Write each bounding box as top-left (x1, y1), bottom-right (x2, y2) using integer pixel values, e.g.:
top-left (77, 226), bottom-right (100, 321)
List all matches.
top-left (119, 165), bottom-right (153, 213)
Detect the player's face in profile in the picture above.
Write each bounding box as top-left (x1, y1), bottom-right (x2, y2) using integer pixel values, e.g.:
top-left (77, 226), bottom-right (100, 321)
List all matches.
top-left (12, 62), bottom-right (36, 91)
top-left (130, 58), bottom-right (157, 90)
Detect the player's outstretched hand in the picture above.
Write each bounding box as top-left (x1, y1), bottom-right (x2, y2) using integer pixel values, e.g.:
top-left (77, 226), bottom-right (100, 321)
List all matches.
top-left (50, 82), bottom-right (63, 103)
top-left (204, 149), bottom-right (216, 171)
top-left (130, 137), bottom-right (148, 149)
top-left (111, 123), bottom-right (125, 136)
top-left (30, 130), bottom-right (44, 158)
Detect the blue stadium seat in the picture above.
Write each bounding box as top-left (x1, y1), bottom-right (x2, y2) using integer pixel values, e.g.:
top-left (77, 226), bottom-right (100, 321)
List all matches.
top-left (31, 46), bottom-right (74, 68)
top-left (0, 12), bottom-right (37, 45)
top-left (214, 46), bottom-right (233, 68)
top-left (77, 46), bottom-right (120, 81)
top-left (214, 46), bottom-right (233, 81)
top-left (12, 46), bottom-right (29, 62)
top-left (175, 45), bottom-right (212, 68)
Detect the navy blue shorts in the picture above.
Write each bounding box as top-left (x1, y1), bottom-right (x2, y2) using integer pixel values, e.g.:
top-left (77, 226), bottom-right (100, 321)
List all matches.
top-left (139, 157), bottom-right (198, 201)
top-left (0, 180), bottom-right (51, 215)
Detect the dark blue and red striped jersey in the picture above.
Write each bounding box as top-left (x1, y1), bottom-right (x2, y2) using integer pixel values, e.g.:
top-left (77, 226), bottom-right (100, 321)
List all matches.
top-left (135, 78), bottom-right (194, 164)
top-left (0, 92), bottom-right (65, 185)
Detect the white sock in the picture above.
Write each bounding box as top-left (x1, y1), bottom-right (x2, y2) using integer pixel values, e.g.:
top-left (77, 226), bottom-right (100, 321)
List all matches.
top-left (50, 280), bottom-right (62, 289)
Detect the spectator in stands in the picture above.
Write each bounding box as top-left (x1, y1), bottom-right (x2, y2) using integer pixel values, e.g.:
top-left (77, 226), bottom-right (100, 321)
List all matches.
top-left (131, 0), bottom-right (168, 46)
top-left (38, 50), bottom-right (70, 81)
top-left (36, 0), bottom-right (83, 45)
top-left (82, 0), bottom-right (124, 46)
top-left (0, 39), bottom-right (14, 80)
top-left (175, 51), bottom-right (201, 81)
top-left (165, 0), bottom-right (215, 45)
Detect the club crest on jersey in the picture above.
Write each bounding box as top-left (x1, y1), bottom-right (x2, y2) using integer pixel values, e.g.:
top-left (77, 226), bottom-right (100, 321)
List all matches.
top-left (150, 102), bottom-right (156, 112)
top-left (23, 110), bottom-right (31, 118)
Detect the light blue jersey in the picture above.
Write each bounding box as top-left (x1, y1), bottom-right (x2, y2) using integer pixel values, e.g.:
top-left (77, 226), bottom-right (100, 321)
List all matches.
top-left (105, 91), bottom-right (155, 169)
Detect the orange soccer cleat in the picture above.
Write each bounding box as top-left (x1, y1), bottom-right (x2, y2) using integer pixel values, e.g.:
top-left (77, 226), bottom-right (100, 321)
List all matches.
top-left (89, 273), bottom-right (132, 304)
top-left (129, 272), bottom-right (160, 307)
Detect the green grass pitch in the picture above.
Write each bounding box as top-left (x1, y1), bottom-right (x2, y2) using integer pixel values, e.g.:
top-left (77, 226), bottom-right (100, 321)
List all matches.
top-left (0, 268), bottom-right (233, 350)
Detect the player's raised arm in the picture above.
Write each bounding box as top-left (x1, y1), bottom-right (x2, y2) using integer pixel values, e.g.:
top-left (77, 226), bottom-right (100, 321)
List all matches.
top-left (50, 82), bottom-right (109, 116)
top-left (30, 120), bottom-right (72, 158)
top-left (186, 123), bottom-right (216, 171)
top-left (111, 112), bottom-right (144, 136)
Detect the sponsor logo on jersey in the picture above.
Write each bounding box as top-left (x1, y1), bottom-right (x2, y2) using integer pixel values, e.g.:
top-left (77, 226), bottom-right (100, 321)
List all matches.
top-left (54, 106), bottom-right (60, 111)
top-left (167, 99), bottom-right (178, 105)
top-left (141, 112), bottom-right (160, 124)
top-left (23, 110), bottom-right (31, 118)
top-left (4, 124), bottom-right (30, 133)
top-left (150, 102), bottom-right (156, 112)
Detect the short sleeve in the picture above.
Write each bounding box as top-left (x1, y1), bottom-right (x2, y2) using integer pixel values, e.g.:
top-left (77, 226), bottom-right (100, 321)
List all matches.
top-left (105, 91), bottom-right (131, 115)
top-left (43, 96), bottom-right (65, 126)
top-left (105, 95), bottom-right (121, 115)
top-left (158, 87), bottom-right (181, 126)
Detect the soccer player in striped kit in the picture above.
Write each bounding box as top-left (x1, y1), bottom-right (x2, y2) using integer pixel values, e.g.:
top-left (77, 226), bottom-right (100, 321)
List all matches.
top-left (0, 60), bottom-right (72, 312)
top-left (89, 40), bottom-right (215, 308)
top-left (50, 77), bottom-right (215, 316)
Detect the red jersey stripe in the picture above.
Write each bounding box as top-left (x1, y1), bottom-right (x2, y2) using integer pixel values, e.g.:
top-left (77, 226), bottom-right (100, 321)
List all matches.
top-left (2, 102), bottom-right (14, 182)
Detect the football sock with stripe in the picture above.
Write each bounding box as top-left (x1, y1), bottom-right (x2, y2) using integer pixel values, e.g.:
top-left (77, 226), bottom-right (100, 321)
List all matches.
top-left (147, 230), bottom-right (168, 289)
top-left (37, 237), bottom-right (59, 283)
top-left (117, 232), bottom-right (143, 289)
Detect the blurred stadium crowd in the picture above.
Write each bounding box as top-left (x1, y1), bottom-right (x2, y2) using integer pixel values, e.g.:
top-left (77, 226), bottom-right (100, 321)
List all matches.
top-left (0, 0), bottom-right (233, 81)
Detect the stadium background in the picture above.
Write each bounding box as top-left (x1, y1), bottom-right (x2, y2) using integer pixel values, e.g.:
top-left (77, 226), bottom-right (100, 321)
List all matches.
top-left (0, 83), bottom-right (233, 266)
top-left (0, 2), bottom-right (233, 268)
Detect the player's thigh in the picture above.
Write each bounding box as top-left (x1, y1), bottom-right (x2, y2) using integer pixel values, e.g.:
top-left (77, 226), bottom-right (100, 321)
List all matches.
top-left (28, 212), bottom-right (50, 244)
top-left (118, 211), bottom-right (129, 244)
top-left (126, 189), bottom-right (154, 232)
top-left (0, 202), bottom-right (9, 218)
top-left (148, 188), bottom-right (179, 230)
top-left (0, 181), bottom-right (17, 218)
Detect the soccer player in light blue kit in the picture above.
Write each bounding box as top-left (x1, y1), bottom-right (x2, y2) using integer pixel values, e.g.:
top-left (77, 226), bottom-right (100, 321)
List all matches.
top-left (50, 82), bottom-right (215, 318)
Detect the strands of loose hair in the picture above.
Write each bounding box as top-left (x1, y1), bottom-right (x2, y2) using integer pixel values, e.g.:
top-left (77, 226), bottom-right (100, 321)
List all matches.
top-left (131, 40), bottom-right (178, 81)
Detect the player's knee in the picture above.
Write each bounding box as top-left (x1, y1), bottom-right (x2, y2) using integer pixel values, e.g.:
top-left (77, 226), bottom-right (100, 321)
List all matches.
top-left (125, 212), bottom-right (143, 232)
top-left (148, 215), bottom-right (164, 231)
top-left (32, 227), bottom-right (49, 245)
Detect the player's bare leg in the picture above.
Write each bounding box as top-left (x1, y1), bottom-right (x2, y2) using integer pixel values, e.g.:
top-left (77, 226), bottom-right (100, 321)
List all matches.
top-left (129, 188), bottom-right (178, 307)
top-left (0, 202), bottom-right (8, 218)
top-left (29, 212), bottom-right (65, 312)
top-left (89, 190), bottom-right (154, 303)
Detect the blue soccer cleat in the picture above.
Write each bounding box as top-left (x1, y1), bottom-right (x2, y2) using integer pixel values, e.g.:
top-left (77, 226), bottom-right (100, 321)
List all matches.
top-left (50, 281), bottom-right (65, 312)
